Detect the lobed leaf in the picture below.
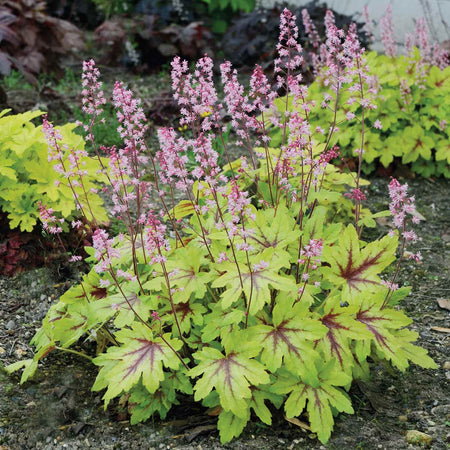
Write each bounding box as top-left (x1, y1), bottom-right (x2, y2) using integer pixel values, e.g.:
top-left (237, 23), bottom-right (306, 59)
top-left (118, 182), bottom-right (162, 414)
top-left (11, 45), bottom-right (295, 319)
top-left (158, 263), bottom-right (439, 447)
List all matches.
top-left (93, 323), bottom-right (182, 406)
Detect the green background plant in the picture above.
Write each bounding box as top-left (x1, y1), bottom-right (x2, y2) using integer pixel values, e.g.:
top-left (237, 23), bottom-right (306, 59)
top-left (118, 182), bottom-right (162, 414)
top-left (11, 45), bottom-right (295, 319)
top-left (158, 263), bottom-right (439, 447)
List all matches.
top-left (0, 109), bottom-right (109, 231)
top-left (273, 51), bottom-right (450, 178)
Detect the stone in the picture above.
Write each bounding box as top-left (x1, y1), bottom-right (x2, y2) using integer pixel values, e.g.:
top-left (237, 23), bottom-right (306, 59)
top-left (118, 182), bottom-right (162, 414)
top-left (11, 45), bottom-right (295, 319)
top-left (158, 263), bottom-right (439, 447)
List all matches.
top-left (405, 430), bottom-right (433, 446)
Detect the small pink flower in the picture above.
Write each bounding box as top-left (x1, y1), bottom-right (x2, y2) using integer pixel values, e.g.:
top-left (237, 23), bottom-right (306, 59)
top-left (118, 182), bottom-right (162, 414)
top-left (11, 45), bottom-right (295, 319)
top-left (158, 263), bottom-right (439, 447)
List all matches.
top-left (345, 188), bottom-right (367, 201)
top-left (373, 120), bottom-right (382, 130)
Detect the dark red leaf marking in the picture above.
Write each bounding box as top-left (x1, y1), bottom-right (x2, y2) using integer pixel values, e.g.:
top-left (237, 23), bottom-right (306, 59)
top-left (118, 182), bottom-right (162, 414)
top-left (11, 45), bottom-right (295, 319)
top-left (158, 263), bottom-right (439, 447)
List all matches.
top-left (265, 320), bottom-right (302, 359)
top-left (356, 308), bottom-right (391, 351)
top-left (122, 339), bottom-right (164, 381)
top-left (337, 243), bottom-right (386, 291)
top-left (314, 389), bottom-right (323, 415)
top-left (48, 308), bottom-right (66, 323)
top-left (90, 286), bottom-right (107, 299)
top-left (69, 314), bottom-right (87, 331)
top-left (175, 301), bottom-right (192, 322)
top-left (319, 312), bottom-right (350, 366)
top-left (41, 346), bottom-right (56, 358)
top-left (211, 353), bottom-right (245, 401)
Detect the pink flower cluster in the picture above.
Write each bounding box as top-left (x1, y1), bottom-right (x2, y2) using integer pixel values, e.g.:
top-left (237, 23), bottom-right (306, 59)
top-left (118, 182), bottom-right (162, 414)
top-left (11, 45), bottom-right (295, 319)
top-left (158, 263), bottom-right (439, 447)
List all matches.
top-left (38, 202), bottom-right (64, 234)
top-left (380, 5), bottom-right (396, 58)
top-left (298, 238), bottom-right (323, 267)
top-left (298, 238), bottom-right (323, 283)
top-left (81, 59), bottom-right (106, 123)
top-left (275, 8), bottom-right (303, 75)
top-left (301, 9), bottom-right (320, 49)
top-left (92, 229), bottom-right (120, 273)
top-left (156, 127), bottom-right (189, 190)
top-left (43, 116), bottom-right (94, 218)
top-left (113, 81), bottom-right (148, 157)
top-left (345, 188), bottom-right (367, 202)
top-left (144, 211), bottom-right (170, 264)
top-left (388, 178), bottom-right (421, 262)
top-left (375, 4), bottom-right (449, 69)
top-left (171, 55), bottom-right (218, 130)
top-left (224, 179), bottom-right (254, 238)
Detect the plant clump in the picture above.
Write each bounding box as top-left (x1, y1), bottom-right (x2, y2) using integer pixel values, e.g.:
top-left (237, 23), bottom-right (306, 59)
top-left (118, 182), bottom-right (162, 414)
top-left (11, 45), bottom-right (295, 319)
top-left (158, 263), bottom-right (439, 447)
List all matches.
top-left (7, 8), bottom-right (436, 445)
top-left (272, 5), bottom-right (449, 177)
top-left (0, 0), bottom-right (84, 83)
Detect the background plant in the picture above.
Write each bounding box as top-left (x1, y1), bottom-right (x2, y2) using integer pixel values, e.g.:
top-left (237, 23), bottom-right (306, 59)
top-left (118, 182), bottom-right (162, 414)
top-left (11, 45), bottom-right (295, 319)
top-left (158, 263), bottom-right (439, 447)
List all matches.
top-left (7, 9), bottom-right (436, 445)
top-left (0, 109), bottom-right (108, 232)
top-left (221, 1), bottom-right (369, 74)
top-left (301, 52), bottom-right (450, 177)
top-left (273, 5), bottom-right (449, 178)
top-left (0, 0), bottom-right (84, 83)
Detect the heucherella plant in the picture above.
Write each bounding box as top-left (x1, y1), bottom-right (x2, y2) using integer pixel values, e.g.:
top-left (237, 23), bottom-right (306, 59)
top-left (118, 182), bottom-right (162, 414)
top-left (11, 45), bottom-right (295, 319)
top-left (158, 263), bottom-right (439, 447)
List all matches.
top-left (7, 9), bottom-right (437, 445)
top-left (290, 6), bottom-right (450, 178)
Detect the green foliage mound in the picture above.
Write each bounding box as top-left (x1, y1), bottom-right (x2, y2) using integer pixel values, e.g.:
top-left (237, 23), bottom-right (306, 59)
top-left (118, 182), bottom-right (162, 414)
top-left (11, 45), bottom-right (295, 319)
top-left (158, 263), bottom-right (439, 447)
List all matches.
top-left (0, 109), bottom-right (108, 231)
top-left (7, 155), bottom-right (436, 444)
top-left (275, 51), bottom-right (450, 177)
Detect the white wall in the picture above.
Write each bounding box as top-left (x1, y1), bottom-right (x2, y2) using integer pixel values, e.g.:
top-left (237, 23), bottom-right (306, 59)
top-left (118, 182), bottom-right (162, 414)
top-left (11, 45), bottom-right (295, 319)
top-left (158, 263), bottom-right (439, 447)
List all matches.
top-left (258, 0), bottom-right (450, 52)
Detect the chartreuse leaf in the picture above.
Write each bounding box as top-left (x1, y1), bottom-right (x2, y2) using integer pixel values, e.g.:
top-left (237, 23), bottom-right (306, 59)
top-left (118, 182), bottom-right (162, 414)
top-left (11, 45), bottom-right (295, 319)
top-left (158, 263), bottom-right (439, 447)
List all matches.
top-left (273, 361), bottom-right (353, 443)
top-left (401, 126), bottom-right (435, 164)
top-left (104, 284), bottom-right (151, 328)
top-left (159, 298), bottom-right (207, 335)
top-left (146, 243), bottom-right (213, 301)
top-left (322, 225), bottom-right (397, 302)
top-left (316, 295), bottom-right (371, 375)
top-left (435, 139), bottom-right (450, 164)
top-left (59, 269), bottom-right (109, 305)
top-left (294, 53), bottom-right (450, 178)
top-left (6, 327), bottom-right (55, 383)
top-left (93, 323), bottom-right (182, 406)
top-left (190, 345), bottom-right (269, 419)
top-left (6, 193), bottom-right (39, 232)
top-left (385, 286), bottom-right (411, 306)
top-left (247, 294), bottom-right (327, 380)
top-left (201, 303), bottom-right (246, 343)
top-left (249, 385), bottom-right (284, 425)
top-left (128, 371), bottom-right (193, 424)
top-left (0, 110), bottom-right (109, 231)
top-left (356, 295), bottom-right (437, 370)
top-left (37, 297), bottom-right (99, 349)
top-left (247, 206), bottom-right (300, 260)
top-left (357, 209), bottom-right (391, 229)
top-left (170, 199), bottom-right (196, 219)
top-left (217, 409), bottom-right (251, 444)
top-left (0, 156), bottom-right (16, 180)
top-left (301, 205), bottom-right (342, 244)
top-left (211, 247), bottom-right (295, 314)
top-left (5, 359), bottom-right (37, 381)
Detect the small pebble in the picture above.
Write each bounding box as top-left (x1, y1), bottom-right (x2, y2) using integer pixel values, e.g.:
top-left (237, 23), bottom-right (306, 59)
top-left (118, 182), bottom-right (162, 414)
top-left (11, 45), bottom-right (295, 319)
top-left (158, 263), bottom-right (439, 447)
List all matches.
top-left (406, 430), bottom-right (433, 446)
top-left (6, 320), bottom-right (15, 330)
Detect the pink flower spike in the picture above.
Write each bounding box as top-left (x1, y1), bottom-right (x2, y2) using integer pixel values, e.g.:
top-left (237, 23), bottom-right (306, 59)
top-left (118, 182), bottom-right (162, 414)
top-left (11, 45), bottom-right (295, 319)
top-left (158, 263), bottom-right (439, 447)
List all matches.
top-left (276, 9), bottom-right (303, 74)
top-left (81, 59), bottom-right (106, 118)
top-left (301, 9), bottom-right (321, 49)
top-left (380, 5), bottom-right (396, 58)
